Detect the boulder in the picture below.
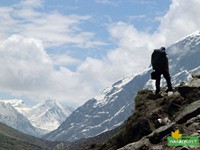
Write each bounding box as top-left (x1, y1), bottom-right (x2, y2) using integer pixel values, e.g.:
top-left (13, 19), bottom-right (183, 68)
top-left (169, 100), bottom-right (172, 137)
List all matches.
top-left (192, 72), bottom-right (200, 79)
top-left (175, 100), bottom-right (200, 124)
top-left (148, 122), bottom-right (175, 144)
top-left (117, 137), bottom-right (150, 150)
top-left (189, 78), bottom-right (200, 87)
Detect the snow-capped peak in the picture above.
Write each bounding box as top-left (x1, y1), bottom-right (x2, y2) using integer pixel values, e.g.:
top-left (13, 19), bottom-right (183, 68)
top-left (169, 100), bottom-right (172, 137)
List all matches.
top-left (175, 30), bottom-right (200, 45)
top-left (1, 99), bottom-right (26, 108)
top-left (0, 101), bottom-right (46, 137)
top-left (0, 99), bottom-right (73, 132)
top-left (187, 30), bottom-right (200, 37)
top-left (21, 99), bottom-right (73, 131)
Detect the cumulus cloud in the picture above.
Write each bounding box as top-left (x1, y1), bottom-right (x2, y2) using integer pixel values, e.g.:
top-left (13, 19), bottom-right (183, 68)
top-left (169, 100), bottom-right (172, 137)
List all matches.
top-left (0, 35), bottom-right (52, 91)
top-left (0, 0), bottom-right (200, 107)
top-left (158, 0), bottom-right (200, 46)
top-left (0, 35), bottom-right (97, 106)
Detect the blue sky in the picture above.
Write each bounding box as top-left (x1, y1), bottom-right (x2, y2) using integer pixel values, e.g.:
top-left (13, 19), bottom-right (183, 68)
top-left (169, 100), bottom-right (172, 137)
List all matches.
top-left (0, 0), bottom-right (200, 107)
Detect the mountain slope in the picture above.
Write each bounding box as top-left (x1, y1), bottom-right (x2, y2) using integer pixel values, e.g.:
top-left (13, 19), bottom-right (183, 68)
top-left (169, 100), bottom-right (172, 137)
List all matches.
top-left (45, 31), bottom-right (200, 142)
top-left (0, 102), bottom-right (45, 137)
top-left (44, 72), bottom-right (151, 141)
top-left (0, 121), bottom-right (57, 150)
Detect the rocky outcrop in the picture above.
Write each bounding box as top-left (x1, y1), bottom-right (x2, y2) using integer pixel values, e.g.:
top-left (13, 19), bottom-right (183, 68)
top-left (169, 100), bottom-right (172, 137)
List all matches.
top-left (175, 100), bottom-right (200, 124)
top-left (100, 73), bottom-right (200, 150)
top-left (191, 72), bottom-right (200, 79)
top-left (118, 100), bottom-right (200, 150)
top-left (118, 137), bottom-right (150, 150)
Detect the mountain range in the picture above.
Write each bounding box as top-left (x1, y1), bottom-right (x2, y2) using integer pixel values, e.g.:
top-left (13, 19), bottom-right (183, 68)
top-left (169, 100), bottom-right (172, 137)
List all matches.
top-left (45, 31), bottom-right (200, 142)
top-left (0, 99), bottom-right (73, 137)
top-left (0, 101), bottom-right (46, 137)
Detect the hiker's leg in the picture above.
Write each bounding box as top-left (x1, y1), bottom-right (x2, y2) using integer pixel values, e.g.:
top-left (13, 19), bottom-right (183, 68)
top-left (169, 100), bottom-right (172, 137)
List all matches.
top-left (163, 70), bottom-right (172, 91)
top-left (155, 71), bottom-right (161, 94)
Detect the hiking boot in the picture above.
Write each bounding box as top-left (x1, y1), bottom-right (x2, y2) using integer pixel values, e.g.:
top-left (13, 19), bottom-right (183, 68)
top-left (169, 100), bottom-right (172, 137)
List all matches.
top-left (166, 88), bottom-right (173, 93)
top-left (155, 90), bottom-right (160, 95)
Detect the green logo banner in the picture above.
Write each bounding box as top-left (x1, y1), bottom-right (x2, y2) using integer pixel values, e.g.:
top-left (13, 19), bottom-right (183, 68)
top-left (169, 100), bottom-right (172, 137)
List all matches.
top-left (168, 136), bottom-right (199, 147)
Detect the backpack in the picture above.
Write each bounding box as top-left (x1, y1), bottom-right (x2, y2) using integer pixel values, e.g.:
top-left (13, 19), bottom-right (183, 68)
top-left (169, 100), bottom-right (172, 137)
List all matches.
top-left (151, 49), bottom-right (168, 70)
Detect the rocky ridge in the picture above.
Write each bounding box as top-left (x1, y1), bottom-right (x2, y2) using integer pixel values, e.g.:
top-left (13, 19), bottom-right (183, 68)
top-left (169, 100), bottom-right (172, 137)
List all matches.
top-left (113, 73), bottom-right (200, 150)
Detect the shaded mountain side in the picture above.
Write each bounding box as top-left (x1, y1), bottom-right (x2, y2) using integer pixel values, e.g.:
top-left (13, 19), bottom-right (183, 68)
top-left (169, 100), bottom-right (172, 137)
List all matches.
top-left (0, 122), bottom-right (59, 150)
top-left (77, 73), bottom-right (200, 150)
top-left (61, 126), bottom-right (120, 150)
top-left (0, 135), bottom-right (47, 150)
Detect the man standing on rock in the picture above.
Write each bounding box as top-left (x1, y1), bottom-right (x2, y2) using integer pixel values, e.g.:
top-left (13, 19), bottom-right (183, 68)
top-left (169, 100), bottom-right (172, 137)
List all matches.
top-left (151, 47), bottom-right (173, 94)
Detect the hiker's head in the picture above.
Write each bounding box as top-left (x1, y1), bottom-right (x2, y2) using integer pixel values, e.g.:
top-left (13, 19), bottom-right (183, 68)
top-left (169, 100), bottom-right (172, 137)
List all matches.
top-left (161, 47), bottom-right (166, 51)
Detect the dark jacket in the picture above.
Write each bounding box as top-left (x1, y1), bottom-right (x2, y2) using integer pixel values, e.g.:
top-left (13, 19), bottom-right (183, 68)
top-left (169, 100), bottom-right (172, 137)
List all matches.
top-left (151, 49), bottom-right (169, 72)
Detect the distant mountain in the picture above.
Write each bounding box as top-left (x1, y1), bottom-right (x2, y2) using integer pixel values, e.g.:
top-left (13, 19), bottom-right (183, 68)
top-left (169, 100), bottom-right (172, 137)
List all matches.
top-left (44, 31), bottom-right (200, 142)
top-left (24, 100), bottom-right (73, 131)
top-left (0, 102), bottom-right (46, 137)
top-left (3, 99), bottom-right (73, 132)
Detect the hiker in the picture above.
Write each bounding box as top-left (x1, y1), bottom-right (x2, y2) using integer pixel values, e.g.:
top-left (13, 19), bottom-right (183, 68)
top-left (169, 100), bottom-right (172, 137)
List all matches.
top-left (151, 47), bottom-right (173, 94)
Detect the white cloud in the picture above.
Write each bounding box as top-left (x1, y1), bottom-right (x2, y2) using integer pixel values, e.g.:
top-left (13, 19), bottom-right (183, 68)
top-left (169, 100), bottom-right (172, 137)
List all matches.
top-left (1, 0), bottom-right (200, 107)
top-left (0, 1), bottom-right (104, 48)
top-left (51, 53), bottom-right (81, 66)
top-left (0, 35), bottom-right (97, 106)
top-left (158, 0), bottom-right (200, 46)
top-left (95, 0), bottom-right (122, 6)
top-left (0, 35), bottom-right (52, 91)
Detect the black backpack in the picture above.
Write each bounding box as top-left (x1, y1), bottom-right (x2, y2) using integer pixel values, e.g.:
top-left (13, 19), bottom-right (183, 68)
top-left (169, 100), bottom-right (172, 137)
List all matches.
top-left (151, 50), bottom-right (168, 70)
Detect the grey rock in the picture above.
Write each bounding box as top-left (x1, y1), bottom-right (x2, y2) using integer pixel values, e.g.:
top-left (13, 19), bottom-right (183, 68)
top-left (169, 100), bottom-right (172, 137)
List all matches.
top-left (148, 122), bottom-right (175, 144)
top-left (117, 123), bottom-right (175, 150)
top-left (175, 100), bottom-right (200, 124)
top-left (192, 72), bottom-right (200, 79)
top-left (190, 132), bottom-right (199, 136)
top-left (180, 146), bottom-right (189, 150)
top-left (188, 78), bottom-right (200, 87)
top-left (117, 137), bottom-right (150, 150)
